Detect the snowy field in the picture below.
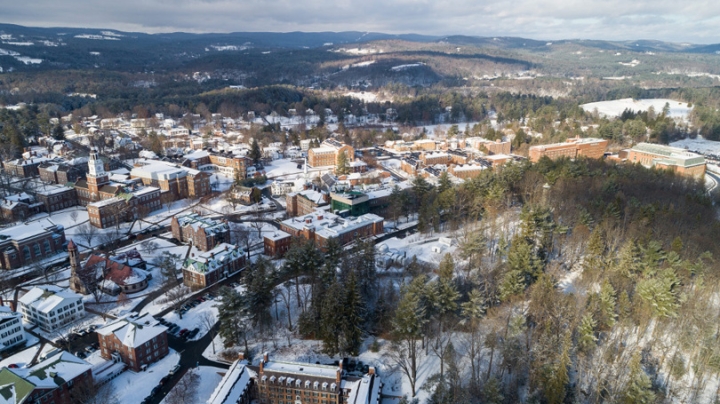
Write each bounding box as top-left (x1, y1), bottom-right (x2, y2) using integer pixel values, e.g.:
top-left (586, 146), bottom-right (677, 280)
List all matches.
top-left (581, 98), bottom-right (692, 119)
top-left (104, 349), bottom-right (180, 404)
top-left (161, 366), bottom-right (225, 404)
top-left (670, 136), bottom-right (720, 155)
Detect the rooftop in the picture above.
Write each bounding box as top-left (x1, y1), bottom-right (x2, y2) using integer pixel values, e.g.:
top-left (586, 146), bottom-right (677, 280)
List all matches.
top-left (18, 286), bottom-right (82, 314)
top-left (96, 313), bottom-right (167, 349)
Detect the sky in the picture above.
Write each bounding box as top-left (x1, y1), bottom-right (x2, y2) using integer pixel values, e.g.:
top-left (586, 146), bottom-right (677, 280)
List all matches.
top-left (2, 0), bottom-right (720, 44)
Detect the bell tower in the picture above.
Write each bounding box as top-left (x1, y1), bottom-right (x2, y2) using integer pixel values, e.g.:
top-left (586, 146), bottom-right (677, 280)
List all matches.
top-left (68, 239), bottom-right (88, 294)
top-left (87, 148), bottom-right (109, 199)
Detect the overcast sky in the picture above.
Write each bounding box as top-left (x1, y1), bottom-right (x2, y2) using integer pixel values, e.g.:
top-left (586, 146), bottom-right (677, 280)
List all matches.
top-left (3, 0), bottom-right (720, 44)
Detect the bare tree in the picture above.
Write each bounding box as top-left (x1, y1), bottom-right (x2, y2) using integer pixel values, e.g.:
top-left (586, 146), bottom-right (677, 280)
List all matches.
top-left (165, 367), bottom-right (200, 404)
top-left (139, 240), bottom-right (159, 256)
top-left (230, 224), bottom-right (252, 259)
top-left (76, 223), bottom-right (98, 249)
top-left (69, 210), bottom-right (79, 224)
top-left (199, 311), bottom-right (218, 354)
top-left (98, 227), bottom-right (123, 257)
top-left (69, 378), bottom-right (120, 404)
top-left (276, 282), bottom-right (294, 330)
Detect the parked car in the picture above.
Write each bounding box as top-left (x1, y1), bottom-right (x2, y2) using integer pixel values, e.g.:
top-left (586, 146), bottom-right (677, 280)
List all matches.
top-left (150, 386), bottom-right (161, 396)
top-left (169, 364), bottom-right (181, 375)
top-left (179, 329), bottom-right (189, 336)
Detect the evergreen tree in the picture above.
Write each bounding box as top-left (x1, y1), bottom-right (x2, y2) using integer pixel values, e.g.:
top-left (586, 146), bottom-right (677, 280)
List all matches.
top-left (336, 151), bottom-right (350, 175)
top-left (621, 352), bottom-right (655, 404)
top-left (217, 287), bottom-right (248, 350)
top-left (391, 277), bottom-right (428, 397)
top-left (319, 280), bottom-right (344, 355)
top-left (52, 123), bottom-right (65, 140)
top-left (636, 267), bottom-right (680, 318)
top-left (480, 377), bottom-right (503, 404)
top-left (342, 272), bottom-right (365, 355)
top-left (243, 257), bottom-right (275, 334)
top-left (250, 138), bottom-right (262, 164)
top-left (577, 313), bottom-right (598, 353)
top-left (597, 280), bottom-right (617, 329)
top-left (545, 331), bottom-right (571, 404)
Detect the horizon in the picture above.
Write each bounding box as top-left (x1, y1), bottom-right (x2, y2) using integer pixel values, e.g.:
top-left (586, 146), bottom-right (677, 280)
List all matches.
top-left (3, 0), bottom-right (720, 45)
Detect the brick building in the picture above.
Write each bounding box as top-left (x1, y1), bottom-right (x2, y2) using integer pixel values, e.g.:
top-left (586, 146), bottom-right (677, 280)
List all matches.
top-left (183, 243), bottom-right (245, 289)
top-left (130, 159), bottom-right (211, 201)
top-left (0, 193), bottom-right (41, 222)
top-left (38, 161), bottom-right (86, 185)
top-left (625, 142), bottom-right (706, 179)
top-left (96, 313), bottom-right (169, 372)
top-left (0, 219), bottom-right (66, 270)
top-left (448, 163), bottom-right (488, 179)
top-left (286, 189), bottom-right (330, 217)
top-left (264, 230), bottom-right (292, 258)
top-left (278, 210), bottom-right (383, 249)
top-left (183, 150), bottom-right (253, 178)
top-left (35, 185), bottom-right (78, 213)
top-left (420, 151), bottom-right (451, 166)
top-left (0, 351), bottom-right (93, 404)
top-left (307, 139), bottom-right (355, 168)
top-left (3, 156), bottom-right (48, 178)
top-left (250, 353), bottom-right (381, 404)
top-left (529, 137), bottom-right (608, 162)
top-left (87, 187), bottom-right (161, 229)
top-left (171, 214), bottom-right (230, 251)
top-left (208, 359), bottom-right (254, 404)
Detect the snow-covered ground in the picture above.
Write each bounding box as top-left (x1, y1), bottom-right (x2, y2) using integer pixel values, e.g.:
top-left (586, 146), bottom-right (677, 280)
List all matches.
top-left (162, 298), bottom-right (219, 341)
top-left (161, 366), bottom-right (225, 404)
top-left (581, 98), bottom-right (692, 119)
top-left (345, 92), bottom-right (378, 102)
top-left (102, 349), bottom-right (180, 404)
top-left (670, 136), bottom-right (720, 155)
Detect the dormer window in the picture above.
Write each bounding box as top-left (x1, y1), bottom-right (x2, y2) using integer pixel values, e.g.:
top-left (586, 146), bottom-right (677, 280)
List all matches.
top-left (313, 382), bottom-right (319, 389)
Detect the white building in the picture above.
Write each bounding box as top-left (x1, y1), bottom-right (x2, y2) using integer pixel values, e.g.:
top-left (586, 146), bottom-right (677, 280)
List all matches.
top-left (18, 286), bottom-right (85, 332)
top-left (0, 306), bottom-right (24, 351)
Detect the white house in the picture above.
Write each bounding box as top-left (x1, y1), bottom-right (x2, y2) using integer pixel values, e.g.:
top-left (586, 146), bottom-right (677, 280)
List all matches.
top-left (18, 286), bottom-right (85, 332)
top-left (0, 306), bottom-right (24, 351)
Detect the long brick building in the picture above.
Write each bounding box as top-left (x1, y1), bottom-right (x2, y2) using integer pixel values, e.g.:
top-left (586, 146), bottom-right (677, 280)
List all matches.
top-left (528, 137), bottom-right (608, 162)
top-left (171, 214), bottom-right (230, 251)
top-left (625, 142), bottom-right (706, 179)
top-left (307, 139), bottom-right (354, 168)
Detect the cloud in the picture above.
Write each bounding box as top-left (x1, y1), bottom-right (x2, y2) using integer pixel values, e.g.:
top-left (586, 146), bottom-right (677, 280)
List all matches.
top-left (2, 0), bottom-right (720, 43)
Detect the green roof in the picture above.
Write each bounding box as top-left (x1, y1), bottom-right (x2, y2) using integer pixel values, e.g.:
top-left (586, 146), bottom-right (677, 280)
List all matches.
top-left (0, 368), bottom-right (35, 402)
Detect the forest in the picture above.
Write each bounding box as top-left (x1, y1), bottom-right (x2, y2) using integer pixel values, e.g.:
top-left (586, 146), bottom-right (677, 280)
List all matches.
top-left (217, 156), bottom-right (720, 403)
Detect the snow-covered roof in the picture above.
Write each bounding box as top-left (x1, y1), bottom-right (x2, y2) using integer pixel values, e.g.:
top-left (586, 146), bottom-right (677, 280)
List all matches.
top-left (207, 361), bottom-right (253, 404)
top-left (6, 351), bottom-right (91, 392)
top-left (18, 286), bottom-right (82, 314)
top-left (0, 219), bottom-right (61, 242)
top-left (262, 360), bottom-right (339, 379)
top-left (185, 243), bottom-right (243, 275)
top-left (96, 313), bottom-right (167, 349)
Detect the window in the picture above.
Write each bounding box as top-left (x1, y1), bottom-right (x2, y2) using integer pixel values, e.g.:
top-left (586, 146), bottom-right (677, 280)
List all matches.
top-left (22, 246), bottom-right (30, 260)
top-left (43, 240), bottom-right (52, 254)
top-left (33, 244), bottom-right (41, 257)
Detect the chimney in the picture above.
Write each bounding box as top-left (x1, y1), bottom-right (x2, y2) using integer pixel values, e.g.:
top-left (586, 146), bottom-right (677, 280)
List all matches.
top-left (368, 366), bottom-right (375, 375)
top-left (305, 218), bottom-right (311, 224)
top-left (238, 352), bottom-right (245, 361)
top-left (336, 364), bottom-right (342, 383)
top-left (259, 360), bottom-right (264, 374)
top-left (263, 352), bottom-right (269, 363)
top-left (316, 215), bottom-right (323, 221)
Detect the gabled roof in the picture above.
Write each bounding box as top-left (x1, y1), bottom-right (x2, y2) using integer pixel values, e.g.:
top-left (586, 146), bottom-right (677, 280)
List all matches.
top-left (207, 361), bottom-right (253, 404)
top-left (96, 313), bottom-right (167, 349)
top-left (18, 286), bottom-right (82, 314)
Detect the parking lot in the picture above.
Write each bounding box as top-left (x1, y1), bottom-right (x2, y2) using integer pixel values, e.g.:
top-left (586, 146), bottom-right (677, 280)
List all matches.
top-left (159, 291), bottom-right (219, 342)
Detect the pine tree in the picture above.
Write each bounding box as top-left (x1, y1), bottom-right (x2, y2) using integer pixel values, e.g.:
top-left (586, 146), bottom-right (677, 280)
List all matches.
top-left (617, 290), bottom-right (632, 322)
top-left (392, 278), bottom-right (428, 397)
top-left (621, 352), bottom-right (655, 404)
top-left (636, 267), bottom-right (680, 318)
top-left (319, 280), bottom-right (344, 355)
top-left (545, 331), bottom-right (571, 404)
top-left (336, 151), bottom-right (350, 175)
top-left (597, 280), bottom-right (617, 329)
top-left (480, 378), bottom-right (503, 404)
top-left (342, 273), bottom-right (365, 355)
top-left (437, 171), bottom-right (452, 195)
top-left (577, 313), bottom-right (598, 353)
top-left (244, 257), bottom-right (275, 333)
top-left (217, 287), bottom-right (248, 350)
top-left (52, 123), bottom-right (65, 140)
top-left (250, 138), bottom-right (262, 164)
